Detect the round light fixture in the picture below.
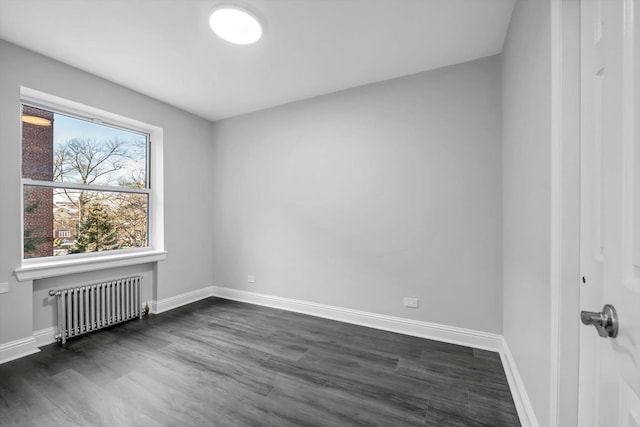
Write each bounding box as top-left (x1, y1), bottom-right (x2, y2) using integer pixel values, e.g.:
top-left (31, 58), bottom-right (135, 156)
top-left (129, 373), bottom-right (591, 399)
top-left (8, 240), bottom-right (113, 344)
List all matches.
top-left (209, 6), bottom-right (262, 45)
top-left (22, 115), bottom-right (52, 126)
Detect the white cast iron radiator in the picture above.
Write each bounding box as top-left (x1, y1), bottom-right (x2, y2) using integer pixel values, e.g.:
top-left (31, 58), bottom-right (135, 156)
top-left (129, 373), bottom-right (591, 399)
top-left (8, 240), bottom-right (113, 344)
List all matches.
top-left (49, 276), bottom-right (143, 344)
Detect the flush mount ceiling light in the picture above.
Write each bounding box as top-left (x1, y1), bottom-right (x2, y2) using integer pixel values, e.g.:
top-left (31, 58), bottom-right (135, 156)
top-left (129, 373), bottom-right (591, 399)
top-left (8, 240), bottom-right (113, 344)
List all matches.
top-left (22, 115), bottom-right (52, 126)
top-left (209, 6), bottom-right (262, 45)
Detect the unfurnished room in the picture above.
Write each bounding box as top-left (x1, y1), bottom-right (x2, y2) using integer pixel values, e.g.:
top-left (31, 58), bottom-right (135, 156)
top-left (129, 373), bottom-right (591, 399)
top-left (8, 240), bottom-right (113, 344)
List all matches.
top-left (0, 1), bottom-right (638, 426)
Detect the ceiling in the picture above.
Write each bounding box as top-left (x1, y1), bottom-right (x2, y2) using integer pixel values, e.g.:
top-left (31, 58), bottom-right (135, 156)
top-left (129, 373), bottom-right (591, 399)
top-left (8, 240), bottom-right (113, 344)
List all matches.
top-left (0, 0), bottom-right (515, 122)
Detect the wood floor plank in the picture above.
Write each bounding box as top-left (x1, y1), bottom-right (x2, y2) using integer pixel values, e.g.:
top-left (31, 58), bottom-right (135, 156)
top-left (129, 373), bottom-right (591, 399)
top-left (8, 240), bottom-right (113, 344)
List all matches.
top-left (0, 369), bottom-right (65, 426)
top-left (0, 297), bottom-right (520, 426)
top-left (256, 375), bottom-right (427, 427)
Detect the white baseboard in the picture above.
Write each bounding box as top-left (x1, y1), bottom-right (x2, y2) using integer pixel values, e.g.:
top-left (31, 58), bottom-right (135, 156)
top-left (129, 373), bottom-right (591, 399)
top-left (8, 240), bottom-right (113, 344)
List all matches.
top-left (500, 337), bottom-right (539, 427)
top-left (33, 283), bottom-right (499, 352)
top-left (210, 286), bottom-right (503, 352)
top-left (0, 335), bottom-right (40, 365)
top-left (33, 326), bottom-right (58, 348)
top-left (150, 286), bottom-right (215, 315)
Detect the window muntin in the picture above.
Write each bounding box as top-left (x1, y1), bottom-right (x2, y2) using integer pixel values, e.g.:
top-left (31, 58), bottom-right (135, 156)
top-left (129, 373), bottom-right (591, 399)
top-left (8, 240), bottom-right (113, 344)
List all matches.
top-left (22, 104), bottom-right (150, 260)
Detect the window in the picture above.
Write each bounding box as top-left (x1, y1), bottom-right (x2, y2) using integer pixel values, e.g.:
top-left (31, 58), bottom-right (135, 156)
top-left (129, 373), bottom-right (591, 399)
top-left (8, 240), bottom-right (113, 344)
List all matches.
top-left (17, 88), bottom-right (165, 280)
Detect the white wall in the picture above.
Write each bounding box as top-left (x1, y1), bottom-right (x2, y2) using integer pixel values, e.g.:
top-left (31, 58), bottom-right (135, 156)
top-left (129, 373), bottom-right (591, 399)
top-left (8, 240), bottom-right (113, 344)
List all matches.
top-left (502, 0), bottom-right (552, 424)
top-left (0, 39), bottom-right (214, 346)
top-left (210, 56), bottom-right (503, 334)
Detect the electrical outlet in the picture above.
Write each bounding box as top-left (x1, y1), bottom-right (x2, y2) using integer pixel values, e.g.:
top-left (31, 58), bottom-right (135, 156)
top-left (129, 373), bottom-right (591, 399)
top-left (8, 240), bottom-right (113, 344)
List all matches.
top-left (403, 297), bottom-right (418, 308)
top-left (0, 283), bottom-right (8, 294)
top-left (248, 275), bottom-right (256, 284)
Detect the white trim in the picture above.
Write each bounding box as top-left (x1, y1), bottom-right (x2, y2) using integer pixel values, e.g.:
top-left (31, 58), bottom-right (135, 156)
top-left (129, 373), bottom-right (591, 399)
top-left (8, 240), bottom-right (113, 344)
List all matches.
top-left (0, 335), bottom-right (40, 365)
top-left (209, 286), bottom-right (502, 351)
top-left (15, 250), bottom-right (167, 281)
top-left (20, 87), bottom-right (157, 136)
top-left (549, 0), bottom-right (563, 425)
top-left (150, 286), bottom-right (215, 314)
top-left (30, 285), bottom-right (504, 352)
top-left (22, 178), bottom-right (150, 194)
top-left (500, 337), bottom-right (540, 427)
top-left (33, 326), bottom-right (57, 348)
top-left (621, 0), bottom-right (640, 290)
top-left (149, 284), bottom-right (503, 350)
top-left (17, 86), bottom-right (166, 280)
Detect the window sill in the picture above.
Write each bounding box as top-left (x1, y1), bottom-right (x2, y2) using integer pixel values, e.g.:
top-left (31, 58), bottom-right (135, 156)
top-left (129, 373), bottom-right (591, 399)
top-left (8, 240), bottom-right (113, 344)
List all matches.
top-left (15, 250), bottom-right (167, 281)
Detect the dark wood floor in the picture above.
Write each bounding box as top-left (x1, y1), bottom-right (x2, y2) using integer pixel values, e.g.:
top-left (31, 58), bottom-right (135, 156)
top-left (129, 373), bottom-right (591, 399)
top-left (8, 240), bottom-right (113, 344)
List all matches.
top-left (0, 297), bottom-right (520, 426)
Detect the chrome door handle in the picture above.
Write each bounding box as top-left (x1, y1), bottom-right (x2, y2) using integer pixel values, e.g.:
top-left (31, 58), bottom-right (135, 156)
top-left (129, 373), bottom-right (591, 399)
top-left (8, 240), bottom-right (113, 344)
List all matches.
top-left (580, 304), bottom-right (618, 338)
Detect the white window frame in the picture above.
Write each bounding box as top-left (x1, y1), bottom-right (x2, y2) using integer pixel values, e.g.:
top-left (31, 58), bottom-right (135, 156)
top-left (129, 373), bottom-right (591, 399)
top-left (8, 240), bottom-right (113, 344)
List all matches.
top-left (15, 87), bottom-right (166, 281)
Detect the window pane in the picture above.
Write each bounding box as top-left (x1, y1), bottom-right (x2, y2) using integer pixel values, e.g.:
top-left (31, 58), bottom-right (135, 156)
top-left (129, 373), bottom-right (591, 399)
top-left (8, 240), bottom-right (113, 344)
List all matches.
top-left (22, 105), bottom-right (148, 189)
top-left (24, 186), bottom-right (149, 259)
top-left (23, 186), bottom-right (53, 258)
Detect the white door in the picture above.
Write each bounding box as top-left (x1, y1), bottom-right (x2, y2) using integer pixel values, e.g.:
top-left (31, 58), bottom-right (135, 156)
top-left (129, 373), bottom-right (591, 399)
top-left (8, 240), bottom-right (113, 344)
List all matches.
top-left (579, 0), bottom-right (640, 425)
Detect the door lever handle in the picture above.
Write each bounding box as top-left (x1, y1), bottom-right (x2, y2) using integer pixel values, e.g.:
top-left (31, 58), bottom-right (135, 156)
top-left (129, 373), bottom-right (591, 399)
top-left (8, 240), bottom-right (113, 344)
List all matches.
top-left (581, 310), bottom-right (609, 337)
top-left (580, 304), bottom-right (618, 338)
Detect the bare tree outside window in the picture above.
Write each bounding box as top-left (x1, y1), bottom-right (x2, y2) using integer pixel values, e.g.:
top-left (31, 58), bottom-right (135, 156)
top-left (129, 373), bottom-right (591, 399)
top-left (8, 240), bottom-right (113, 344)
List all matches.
top-left (22, 106), bottom-right (149, 259)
